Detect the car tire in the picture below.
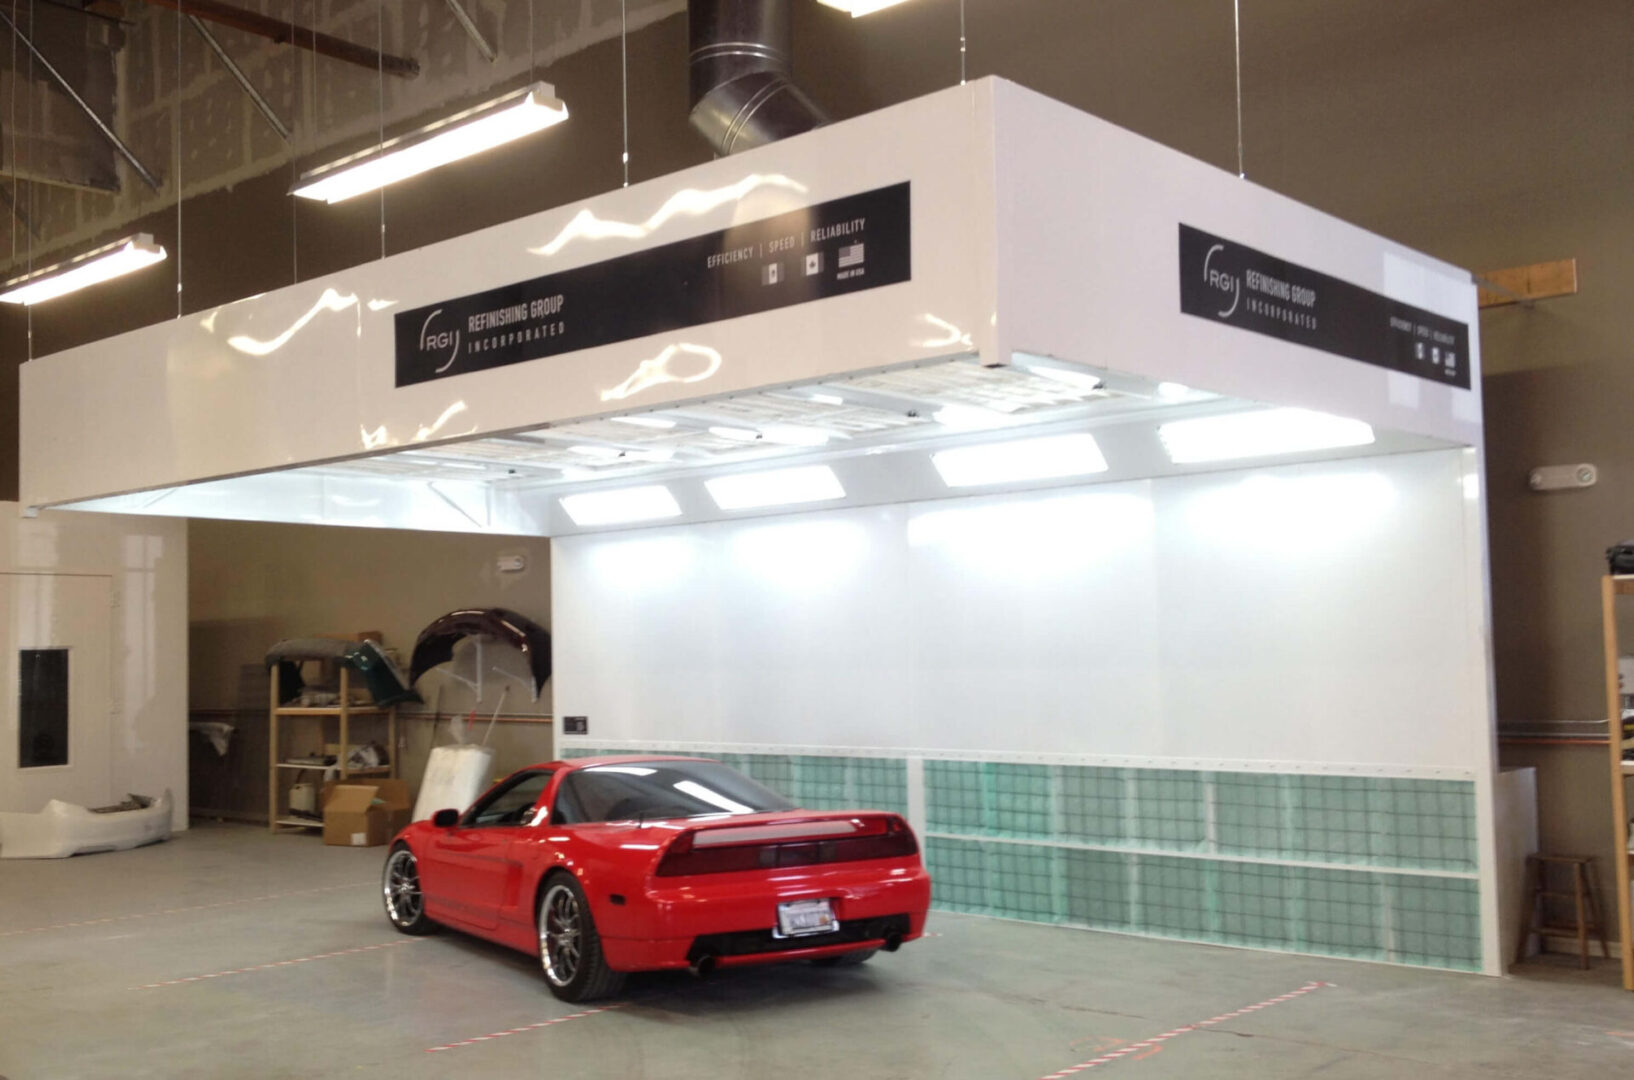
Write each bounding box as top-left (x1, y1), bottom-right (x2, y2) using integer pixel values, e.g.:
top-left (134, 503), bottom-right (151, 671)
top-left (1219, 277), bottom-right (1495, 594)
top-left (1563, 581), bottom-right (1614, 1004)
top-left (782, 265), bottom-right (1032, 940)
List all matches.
top-left (382, 844), bottom-right (439, 935)
top-left (811, 948), bottom-right (877, 967)
top-left (538, 873), bottom-right (625, 1002)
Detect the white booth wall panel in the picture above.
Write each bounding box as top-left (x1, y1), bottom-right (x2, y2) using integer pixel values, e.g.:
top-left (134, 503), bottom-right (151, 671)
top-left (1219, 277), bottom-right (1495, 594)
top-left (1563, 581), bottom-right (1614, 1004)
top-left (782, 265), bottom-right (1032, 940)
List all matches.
top-left (20, 85), bottom-right (1000, 511)
top-left (555, 449), bottom-right (1489, 971)
top-left (0, 508), bottom-right (188, 831)
top-left (556, 449), bottom-right (1480, 773)
top-left (991, 81), bottom-right (1484, 450)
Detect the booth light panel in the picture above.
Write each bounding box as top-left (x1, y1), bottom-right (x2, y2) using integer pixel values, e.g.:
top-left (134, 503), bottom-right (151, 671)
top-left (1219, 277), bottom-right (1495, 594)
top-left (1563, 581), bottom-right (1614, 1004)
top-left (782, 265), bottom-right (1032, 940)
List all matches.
top-left (292, 83), bottom-right (568, 204)
top-left (1159, 408), bottom-right (1375, 464)
top-left (818, 0), bottom-right (914, 14)
top-left (560, 485), bottom-right (681, 526)
top-left (706, 465), bottom-right (845, 511)
top-left (932, 433), bottom-right (1108, 488)
top-left (0, 234), bottom-right (166, 305)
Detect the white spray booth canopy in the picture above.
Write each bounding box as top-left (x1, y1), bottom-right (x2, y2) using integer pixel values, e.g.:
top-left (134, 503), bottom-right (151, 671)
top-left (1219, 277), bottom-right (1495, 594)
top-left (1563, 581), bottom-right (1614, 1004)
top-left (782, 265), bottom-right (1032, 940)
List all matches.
top-left (21, 79), bottom-right (1499, 973)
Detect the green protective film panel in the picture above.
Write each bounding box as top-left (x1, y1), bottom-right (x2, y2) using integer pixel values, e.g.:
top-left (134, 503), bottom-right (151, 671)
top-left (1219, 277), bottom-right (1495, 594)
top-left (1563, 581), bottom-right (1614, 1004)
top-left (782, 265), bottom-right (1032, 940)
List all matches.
top-left (926, 759), bottom-right (986, 833)
top-left (1062, 848), bottom-right (1132, 929)
top-left (1135, 854), bottom-right (1214, 939)
top-left (1130, 771), bottom-right (1207, 850)
top-left (1058, 766), bottom-right (1128, 845)
top-left (991, 764), bottom-right (1054, 838)
top-left (1370, 779), bottom-right (1478, 872)
top-left (1386, 874), bottom-right (1482, 970)
top-left (926, 836), bottom-right (990, 913)
top-left (1216, 862), bottom-right (1296, 948)
top-left (1213, 772), bottom-right (1288, 857)
top-left (1303, 867), bottom-right (1386, 960)
top-left (921, 759), bottom-right (1482, 972)
top-left (990, 843), bottom-right (1061, 921)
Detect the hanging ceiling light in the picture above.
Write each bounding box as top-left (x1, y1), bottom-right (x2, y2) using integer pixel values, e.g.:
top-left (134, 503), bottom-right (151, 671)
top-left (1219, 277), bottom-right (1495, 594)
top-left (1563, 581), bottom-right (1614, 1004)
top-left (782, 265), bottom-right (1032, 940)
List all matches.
top-left (291, 82), bottom-right (568, 204)
top-left (0, 234), bottom-right (167, 306)
top-left (817, 0), bottom-right (915, 15)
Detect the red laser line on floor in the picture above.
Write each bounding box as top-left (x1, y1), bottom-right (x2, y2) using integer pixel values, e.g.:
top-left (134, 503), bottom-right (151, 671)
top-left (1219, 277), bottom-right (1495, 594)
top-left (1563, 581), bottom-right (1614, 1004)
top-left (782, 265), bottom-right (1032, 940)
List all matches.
top-left (129, 939), bottom-right (424, 990)
top-left (0, 882), bottom-right (372, 939)
top-left (424, 1003), bottom-right (628, 1052)
top-left (1037, 980), bottom-right (1334, 1078)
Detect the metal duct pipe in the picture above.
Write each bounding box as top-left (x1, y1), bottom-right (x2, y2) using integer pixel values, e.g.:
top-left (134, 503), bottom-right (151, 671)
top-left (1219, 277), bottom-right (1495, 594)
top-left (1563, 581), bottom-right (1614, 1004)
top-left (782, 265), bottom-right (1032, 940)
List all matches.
top-left (689, 0), bottom-right (828, 155)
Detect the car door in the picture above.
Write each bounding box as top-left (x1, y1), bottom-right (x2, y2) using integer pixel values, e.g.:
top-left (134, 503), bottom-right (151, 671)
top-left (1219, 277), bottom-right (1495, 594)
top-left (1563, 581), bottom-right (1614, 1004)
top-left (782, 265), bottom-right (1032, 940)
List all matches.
top-left (418, 769), bottom-right (553, 931)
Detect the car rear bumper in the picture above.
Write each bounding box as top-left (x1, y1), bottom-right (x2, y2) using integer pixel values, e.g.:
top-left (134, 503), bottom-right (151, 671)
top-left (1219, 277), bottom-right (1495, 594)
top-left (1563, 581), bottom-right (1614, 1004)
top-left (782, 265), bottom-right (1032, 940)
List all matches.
top-left (599, 861), bottom-right (930, 972)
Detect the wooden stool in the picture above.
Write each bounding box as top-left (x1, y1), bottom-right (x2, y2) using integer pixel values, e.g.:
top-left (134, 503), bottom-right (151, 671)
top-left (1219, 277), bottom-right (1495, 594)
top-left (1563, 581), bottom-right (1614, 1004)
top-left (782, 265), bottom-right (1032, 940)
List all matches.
top-left (1515, 853), bottom-right (1611, 968)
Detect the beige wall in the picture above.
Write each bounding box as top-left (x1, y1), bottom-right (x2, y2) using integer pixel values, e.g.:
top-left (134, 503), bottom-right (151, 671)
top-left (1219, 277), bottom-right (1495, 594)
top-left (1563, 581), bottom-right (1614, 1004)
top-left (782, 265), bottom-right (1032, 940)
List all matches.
top-left (188, 518), bottom-right (554, 820)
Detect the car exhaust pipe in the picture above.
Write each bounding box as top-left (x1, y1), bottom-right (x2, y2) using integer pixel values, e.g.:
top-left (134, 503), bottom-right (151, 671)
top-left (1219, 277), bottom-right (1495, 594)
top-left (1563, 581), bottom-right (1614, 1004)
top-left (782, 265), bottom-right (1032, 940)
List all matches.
top-left (690, 953), bottom-right (718, 977)
top-left (883, 933), bottom-right (903, 953)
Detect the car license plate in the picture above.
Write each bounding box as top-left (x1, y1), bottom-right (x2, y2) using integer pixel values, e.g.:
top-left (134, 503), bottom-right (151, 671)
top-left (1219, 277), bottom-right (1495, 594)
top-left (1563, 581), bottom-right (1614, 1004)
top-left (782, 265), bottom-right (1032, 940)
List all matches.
top-left (776, 898), bottom-right (838, 938)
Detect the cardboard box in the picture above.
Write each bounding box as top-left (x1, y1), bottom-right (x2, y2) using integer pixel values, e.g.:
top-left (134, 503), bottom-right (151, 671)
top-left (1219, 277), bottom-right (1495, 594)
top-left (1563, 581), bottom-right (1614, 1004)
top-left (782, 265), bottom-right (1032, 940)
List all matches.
top-left (321, 779), bottom-right (412, 847)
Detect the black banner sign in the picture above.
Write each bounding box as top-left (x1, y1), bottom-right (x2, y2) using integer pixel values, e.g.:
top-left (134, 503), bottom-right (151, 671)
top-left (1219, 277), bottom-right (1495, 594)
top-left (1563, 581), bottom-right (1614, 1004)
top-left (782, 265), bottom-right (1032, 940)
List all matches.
top-left (395, 183), bottom-right (912, 388)
top-left (1178, 224), bottom-right (1469, 390)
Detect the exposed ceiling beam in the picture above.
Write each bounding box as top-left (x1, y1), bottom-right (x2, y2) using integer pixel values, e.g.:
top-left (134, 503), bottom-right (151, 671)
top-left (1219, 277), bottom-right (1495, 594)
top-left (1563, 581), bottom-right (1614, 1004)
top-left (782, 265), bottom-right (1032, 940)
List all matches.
top-left (188, 15), bottom-right (291, 142)
top-left (136, 0), bottom-right (420, 79)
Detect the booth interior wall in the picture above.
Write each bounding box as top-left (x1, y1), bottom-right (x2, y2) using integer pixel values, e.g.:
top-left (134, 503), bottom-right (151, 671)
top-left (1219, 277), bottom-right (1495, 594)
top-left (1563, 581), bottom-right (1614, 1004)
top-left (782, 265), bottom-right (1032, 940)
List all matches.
top-left (554, 447), bottom-right (1491, 970)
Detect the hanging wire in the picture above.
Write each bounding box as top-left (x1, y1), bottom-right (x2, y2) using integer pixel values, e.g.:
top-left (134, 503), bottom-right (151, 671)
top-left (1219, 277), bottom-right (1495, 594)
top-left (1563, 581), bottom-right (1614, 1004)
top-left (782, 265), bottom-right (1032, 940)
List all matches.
top-left (175, 1), bottom-right (182, 316)
top-left (25, 0), bottom-right (32, 356)
top-left (528, 0), bottom-right (535, 83)
top-left (620, 0), bottom-right (629, 187)
top-left (289, 0), bottom-right (299, 283)
top-left (377, 0), bottom-right (386, 260)
top-left (7, 0), bottom-right (17, 298)
top-left (1232, 0), bottom-right (1245, 178)
top-left (959, 0), bottom-right (966, 86)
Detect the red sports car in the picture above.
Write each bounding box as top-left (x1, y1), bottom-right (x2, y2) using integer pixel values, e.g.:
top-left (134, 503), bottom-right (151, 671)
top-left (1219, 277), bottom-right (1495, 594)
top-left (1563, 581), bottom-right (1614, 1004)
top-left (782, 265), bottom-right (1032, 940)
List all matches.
top-left (381, 755), bottom-right (933, 1001)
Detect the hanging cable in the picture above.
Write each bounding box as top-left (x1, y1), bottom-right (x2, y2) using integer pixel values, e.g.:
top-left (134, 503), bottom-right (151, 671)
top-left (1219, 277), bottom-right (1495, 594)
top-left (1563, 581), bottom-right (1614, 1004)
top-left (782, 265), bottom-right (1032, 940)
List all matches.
top-left (377, 0), bottom-right (386, 259)
top-left (1233, 0), bottom-right (1245, 179)
top-left (620, 0), bottom-right (629, 187)
top-left (175, 1), bottom-right (182, 316)
top-left (959, 0), bottom-right (966, 86)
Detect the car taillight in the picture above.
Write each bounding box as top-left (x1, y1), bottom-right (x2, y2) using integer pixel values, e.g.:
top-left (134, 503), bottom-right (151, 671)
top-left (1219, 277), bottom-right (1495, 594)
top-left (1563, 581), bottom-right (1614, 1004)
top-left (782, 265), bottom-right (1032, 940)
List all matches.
top-left (654, 815), bottom-right (918, 877)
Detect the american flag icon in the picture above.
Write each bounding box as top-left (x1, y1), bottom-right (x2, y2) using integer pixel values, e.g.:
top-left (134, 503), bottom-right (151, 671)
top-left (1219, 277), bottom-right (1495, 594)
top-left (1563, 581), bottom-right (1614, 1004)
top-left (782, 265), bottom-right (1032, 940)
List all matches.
top-left (838, 243), bottom-right (865, 268)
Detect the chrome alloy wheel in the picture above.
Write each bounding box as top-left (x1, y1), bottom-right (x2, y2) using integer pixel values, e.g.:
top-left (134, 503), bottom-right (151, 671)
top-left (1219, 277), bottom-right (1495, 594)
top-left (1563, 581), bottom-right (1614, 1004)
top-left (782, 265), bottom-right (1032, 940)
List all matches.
top-left (540, 881), bottom-right (583, 987)
top-left (383, 848), bottom-right (424, 928)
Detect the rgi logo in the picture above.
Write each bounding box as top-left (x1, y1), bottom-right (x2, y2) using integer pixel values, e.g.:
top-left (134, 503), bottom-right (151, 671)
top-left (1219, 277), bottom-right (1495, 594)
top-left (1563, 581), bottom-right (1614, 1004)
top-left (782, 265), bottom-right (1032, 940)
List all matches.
top-left (1202, 243), bottom-right (1241, 319)
top-left (419, 308), bottom-right (461, 374)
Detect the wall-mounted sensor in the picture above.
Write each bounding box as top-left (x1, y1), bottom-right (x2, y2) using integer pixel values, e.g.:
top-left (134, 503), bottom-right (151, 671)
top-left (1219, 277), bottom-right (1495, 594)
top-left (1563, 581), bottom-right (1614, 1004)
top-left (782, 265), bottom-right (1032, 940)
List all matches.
top-left (496, 553), bottom-right (528, 573)
top-left (1528, 464), bottom-right (1597, 491)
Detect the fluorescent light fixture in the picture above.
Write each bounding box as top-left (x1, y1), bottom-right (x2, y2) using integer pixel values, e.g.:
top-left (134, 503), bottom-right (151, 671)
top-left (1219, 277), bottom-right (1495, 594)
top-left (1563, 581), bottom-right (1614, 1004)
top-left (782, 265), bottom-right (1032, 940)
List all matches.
top-left (1158, 407), bottom-right (1376, 464)
top-left (809, 392), bottom-right (846, 406)
top-left (706, 465), bottom-right (845, 511)
top-left (560, 485), bottom-right (681, 527)
top-left (0, 234), bottom-right (166, 305)
top-left (610, 415), bottom-right (677, 430)
top-left (710, 426), bottom-right (761, 443)
top-left (818, 0), bottom-right (913, 15)
top-left (932, 433), bottom-right (1109, 488)
top-left (291, 82), bottom-right (568, 204)
top-left (569, 444), bottom-right (623, 460)
top-left (933, 404), bottom-right (1007, 431)
top-left (760, 424), bottom-right (832, 447)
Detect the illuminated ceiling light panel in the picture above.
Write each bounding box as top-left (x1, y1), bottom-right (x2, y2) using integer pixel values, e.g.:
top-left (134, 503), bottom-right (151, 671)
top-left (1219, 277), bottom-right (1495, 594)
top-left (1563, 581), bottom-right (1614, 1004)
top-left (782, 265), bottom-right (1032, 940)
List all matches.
top-left (560, 485), bottom-right (681, 527)
top-left (611, 415), bottom-right (678, 430)
top-left (817, 0), bottom-right (913, 14)
top-left (932, 433), bottom-right (1109, 488)
top-left (706, 465), bottom-right (846, 511)
top-left (1158, 408), bottom-right (1376, 464)
top-left (291, 82), bottom-right (568, 204)
top-left (0, 234), bottom-right (166, 305)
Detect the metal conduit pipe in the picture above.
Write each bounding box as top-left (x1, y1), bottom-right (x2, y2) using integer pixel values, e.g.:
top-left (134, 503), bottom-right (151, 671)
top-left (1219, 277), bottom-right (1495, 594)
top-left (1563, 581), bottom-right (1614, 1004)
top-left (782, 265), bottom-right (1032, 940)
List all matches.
top-left (689, 0), bottom-right (828, 155)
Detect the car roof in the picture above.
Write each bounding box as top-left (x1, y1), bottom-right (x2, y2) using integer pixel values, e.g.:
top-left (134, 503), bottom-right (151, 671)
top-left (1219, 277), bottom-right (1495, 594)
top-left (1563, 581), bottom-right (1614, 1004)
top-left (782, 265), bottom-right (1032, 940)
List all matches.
top-left (538, 754), bottom-right (718, 771)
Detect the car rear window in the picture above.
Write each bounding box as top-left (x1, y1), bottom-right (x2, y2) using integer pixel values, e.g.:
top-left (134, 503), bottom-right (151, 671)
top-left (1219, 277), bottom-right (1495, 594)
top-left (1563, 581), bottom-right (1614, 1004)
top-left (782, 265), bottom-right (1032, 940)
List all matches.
top-left (553, 761), bottom-right (795, 825)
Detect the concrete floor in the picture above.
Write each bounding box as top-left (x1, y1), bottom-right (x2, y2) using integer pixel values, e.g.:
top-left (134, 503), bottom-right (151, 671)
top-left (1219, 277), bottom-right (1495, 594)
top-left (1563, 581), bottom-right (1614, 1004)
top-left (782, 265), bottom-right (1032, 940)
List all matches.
top-left (1, 823), bottom-right (1630, 1079)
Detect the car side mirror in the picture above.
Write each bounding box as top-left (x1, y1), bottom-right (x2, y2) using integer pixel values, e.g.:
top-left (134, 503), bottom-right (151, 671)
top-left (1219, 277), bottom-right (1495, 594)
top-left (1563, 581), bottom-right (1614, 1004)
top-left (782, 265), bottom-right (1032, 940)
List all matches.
top-left (432, 809), bottom-right (459, 828)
